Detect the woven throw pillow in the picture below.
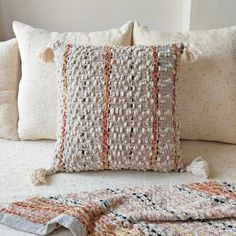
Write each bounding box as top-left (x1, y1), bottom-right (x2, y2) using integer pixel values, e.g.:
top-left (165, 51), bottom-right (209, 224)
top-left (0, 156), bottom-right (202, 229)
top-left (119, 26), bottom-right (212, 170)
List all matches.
top-left (0, 39), bottom-right (20, 140)
top-left (31, 42), bottom-right (186, 184)
top-left (13, 21), bottom-right (133, 140)
top-left (133, 22), bottom-right (236, 144)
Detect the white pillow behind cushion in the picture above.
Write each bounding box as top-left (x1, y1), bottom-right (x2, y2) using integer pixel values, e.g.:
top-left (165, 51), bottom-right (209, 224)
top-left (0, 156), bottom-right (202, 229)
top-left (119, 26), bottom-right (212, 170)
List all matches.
top-left (133, 22), bottom-right (236, 144)
top-left (13, 21), bottom-right (134, 140)
top-left (0, 39), bottom-right (20, 140)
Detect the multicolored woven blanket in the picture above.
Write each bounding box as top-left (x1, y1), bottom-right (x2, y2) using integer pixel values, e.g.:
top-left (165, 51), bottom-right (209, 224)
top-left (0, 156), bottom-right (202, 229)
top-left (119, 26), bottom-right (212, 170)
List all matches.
top-left (0, 181), bottom-right (236, 235)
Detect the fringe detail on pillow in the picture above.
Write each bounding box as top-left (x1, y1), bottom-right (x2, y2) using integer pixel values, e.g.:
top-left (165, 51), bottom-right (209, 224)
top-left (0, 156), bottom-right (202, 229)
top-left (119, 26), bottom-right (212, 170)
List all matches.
top-left (182, 44), bottom-right (202, 63)
top-left (186, 156), bottom-right (210, 178)
top-left (30, 168), bottom-right (54, 186)
top-left (30, 157), bottom-right (209, 186)
top-left (37, 46), bottom-right (54, 63)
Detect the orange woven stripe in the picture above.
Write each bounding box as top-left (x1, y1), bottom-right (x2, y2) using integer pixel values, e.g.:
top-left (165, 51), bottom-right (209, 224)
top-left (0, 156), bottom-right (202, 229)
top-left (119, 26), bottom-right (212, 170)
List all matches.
top-left (101, 47), bottom-right (111, 169)
top-left (186, 182), bottom-right (236, 201)
top-left (149, 46), bottom-right (158, 170)
top-left (6, 198), bottom-right (74, 224)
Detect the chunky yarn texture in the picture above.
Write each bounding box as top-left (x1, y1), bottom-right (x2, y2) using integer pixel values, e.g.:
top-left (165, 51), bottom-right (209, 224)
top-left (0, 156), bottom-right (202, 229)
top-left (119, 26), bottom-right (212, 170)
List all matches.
top-left (50, 43), bottom-right (185, 173)
top-left (0, 181), bottom-right (235, 235)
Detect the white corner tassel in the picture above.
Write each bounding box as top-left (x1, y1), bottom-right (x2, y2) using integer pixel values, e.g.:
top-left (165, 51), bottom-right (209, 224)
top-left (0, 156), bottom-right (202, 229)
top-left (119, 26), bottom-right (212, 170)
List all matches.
top-left (30, 168), bottom-right (54, 186)
top-left (182, 43), bottom-right (202, 63)
top-left (186, 156), bottom-right (210, 178)
top-left (37, 45), bottom-right (55, 63)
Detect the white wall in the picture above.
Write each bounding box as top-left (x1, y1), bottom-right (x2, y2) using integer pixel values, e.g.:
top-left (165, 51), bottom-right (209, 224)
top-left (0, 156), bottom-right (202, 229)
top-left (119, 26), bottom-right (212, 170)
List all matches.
top-left (0, 0), bottom-right (185, 40)
top-left (190, 0), bottom-right (236, 30)
top-left (0, 1), bottom-right (4, 40)
top-left (1, 0), bottom-right (236, 41)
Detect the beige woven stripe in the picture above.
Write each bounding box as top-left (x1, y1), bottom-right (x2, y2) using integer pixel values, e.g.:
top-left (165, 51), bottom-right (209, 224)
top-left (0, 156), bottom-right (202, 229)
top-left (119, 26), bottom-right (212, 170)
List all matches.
top-left (56, 44), bottom-right (72, 171)
top-left (171, 44), bottom-right (178, 170)
top-left (149, 46), bottom-right (158, 170)
top-left (101, 47), bottom-right (111, 169)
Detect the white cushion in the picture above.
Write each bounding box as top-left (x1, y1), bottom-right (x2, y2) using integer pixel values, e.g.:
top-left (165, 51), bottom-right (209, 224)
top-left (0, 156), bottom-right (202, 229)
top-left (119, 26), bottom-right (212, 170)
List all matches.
top-left (133, 22), bottom-right (236, 144)
top-left (13, 21), bottom-right (134, 140)
top-left (0, 39), bottom-right (20, 140)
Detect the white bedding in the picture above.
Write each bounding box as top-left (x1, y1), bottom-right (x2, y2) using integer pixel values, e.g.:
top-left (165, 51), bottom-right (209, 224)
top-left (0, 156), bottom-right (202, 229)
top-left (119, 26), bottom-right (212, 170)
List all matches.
top-left (0, 139), bottom-right (236, 235)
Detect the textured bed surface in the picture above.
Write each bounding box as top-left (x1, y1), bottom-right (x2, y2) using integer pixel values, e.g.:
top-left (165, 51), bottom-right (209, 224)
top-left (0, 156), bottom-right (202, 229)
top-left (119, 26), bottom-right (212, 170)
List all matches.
top-left (0, 139), bottom-right (236, 235)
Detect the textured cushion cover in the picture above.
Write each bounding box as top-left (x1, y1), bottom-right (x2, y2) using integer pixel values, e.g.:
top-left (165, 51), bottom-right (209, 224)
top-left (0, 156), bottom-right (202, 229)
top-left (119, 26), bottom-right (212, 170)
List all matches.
top-left (0, 139), bottom-right (235, 236)
top-left (133, 22), bottom-right (236, 144)
top-left (0, 39), bottom-right (20, 140)
top-left (13, 21), bottom-right (133, 140)
top-left (51, 43), bottom-right (184, 173)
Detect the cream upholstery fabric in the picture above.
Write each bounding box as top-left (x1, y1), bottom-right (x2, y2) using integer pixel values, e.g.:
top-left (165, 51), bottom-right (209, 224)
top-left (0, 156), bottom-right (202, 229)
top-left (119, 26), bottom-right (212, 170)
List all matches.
top-left (13, 21), bottom-right (134, 140)
top-left (0, 39), bottom-right (20, 140)
top-left (0, 139), bottom-right (235, 235)
top-left (133, 22), bottom-right (236, 144)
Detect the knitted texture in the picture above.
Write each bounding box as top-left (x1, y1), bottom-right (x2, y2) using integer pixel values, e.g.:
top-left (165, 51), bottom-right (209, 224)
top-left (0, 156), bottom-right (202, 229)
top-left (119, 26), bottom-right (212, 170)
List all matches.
top-left (52, 43), bottom-right (184, 173)
top-left (0, 181), bottom-right (236, 235)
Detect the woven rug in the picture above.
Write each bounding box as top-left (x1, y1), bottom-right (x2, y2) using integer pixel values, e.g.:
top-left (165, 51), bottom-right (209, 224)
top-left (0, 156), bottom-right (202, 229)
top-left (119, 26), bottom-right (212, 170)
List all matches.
top-left (0, 181), bottom-right (236, 235)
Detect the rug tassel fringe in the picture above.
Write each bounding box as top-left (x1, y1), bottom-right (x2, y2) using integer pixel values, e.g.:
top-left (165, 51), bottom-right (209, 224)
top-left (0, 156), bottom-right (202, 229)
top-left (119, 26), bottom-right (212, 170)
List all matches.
top-left (186, 156), bottom-right (210, 178)
top-left (30, 168), bottom-right (54, 186)
top-left (37, 46), bottom-right (54, 63)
